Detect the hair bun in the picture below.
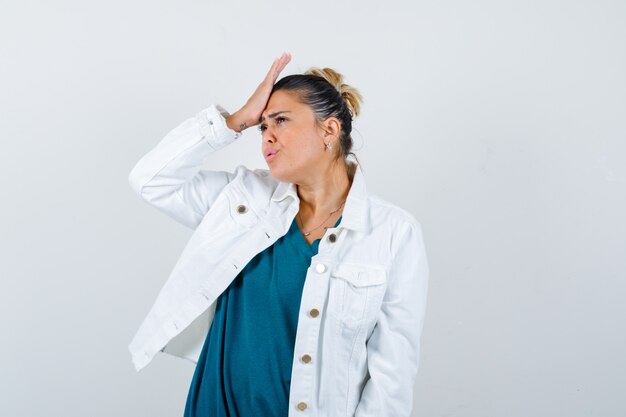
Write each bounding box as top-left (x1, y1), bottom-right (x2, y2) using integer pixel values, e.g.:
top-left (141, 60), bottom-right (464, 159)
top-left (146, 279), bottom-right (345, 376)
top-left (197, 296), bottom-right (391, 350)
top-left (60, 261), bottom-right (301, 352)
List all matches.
top-left (304, 67), bottom-right (363, 118)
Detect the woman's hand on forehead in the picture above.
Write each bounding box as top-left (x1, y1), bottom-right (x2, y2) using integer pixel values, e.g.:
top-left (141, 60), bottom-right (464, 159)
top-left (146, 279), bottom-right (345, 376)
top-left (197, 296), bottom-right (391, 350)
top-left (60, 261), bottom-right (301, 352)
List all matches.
top-left (226, 53), bottom-right (292, 133)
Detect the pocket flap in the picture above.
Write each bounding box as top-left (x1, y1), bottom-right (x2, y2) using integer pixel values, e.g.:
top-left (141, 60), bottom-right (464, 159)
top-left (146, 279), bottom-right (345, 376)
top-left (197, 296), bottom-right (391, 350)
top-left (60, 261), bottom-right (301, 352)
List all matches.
top-left (332, 263), bottom-right (387, 287)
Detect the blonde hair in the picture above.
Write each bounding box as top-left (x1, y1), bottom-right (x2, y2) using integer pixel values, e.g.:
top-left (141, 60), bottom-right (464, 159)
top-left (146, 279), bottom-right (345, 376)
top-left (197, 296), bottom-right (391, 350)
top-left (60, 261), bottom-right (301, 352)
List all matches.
top-left (303, 67), bottom-right (363, 119)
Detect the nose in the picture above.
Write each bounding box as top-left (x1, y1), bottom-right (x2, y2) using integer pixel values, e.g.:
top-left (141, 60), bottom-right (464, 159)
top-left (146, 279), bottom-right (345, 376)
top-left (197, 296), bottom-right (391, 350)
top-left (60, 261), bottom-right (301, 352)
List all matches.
top-left (262, 126), bottom-right (277, 143)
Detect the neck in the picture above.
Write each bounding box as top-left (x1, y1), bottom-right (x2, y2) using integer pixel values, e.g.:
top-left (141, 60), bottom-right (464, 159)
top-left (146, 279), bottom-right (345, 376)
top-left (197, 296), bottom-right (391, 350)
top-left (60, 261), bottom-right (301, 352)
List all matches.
top-left (296, 162), bottom-right (353, 217)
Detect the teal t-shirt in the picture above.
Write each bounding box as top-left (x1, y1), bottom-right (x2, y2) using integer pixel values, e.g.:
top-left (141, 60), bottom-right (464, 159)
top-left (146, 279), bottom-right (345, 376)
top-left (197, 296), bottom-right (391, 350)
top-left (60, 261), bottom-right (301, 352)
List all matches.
top-left (183, 214), bottom-right (342, 417)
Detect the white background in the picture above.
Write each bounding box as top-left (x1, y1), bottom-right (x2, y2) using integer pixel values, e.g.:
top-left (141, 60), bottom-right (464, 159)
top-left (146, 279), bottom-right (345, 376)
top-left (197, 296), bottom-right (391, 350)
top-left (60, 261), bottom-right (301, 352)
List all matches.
top-left (1, 0), bottom-right (624, 416)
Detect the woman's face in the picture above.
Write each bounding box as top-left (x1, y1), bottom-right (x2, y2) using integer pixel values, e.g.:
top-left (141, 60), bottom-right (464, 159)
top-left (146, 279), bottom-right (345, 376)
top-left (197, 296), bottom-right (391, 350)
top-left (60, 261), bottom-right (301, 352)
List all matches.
top-left (260, 90), bottom-right (330, 183)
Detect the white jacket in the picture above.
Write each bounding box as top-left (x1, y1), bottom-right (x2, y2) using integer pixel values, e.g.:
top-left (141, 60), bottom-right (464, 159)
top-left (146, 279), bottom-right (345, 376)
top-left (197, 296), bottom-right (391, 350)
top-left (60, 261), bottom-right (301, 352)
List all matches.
top-left (127, 103), bottom-right (430, 417)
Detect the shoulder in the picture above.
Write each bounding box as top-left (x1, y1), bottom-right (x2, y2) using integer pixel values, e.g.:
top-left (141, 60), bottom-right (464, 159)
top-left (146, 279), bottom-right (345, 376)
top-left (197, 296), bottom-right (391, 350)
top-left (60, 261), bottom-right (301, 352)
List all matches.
top-left (230, 164), bottom-right (269, 179)
top-left (233, 165), bottom-right (277, 187)
top-left (367, 194), bottom-right (426, 255)
top-left (368, 193), bottom-right (423, 230)
top-left (367, 195), bottom-right (428, 277)
top-left (230, 165), bottom-right (279, 204)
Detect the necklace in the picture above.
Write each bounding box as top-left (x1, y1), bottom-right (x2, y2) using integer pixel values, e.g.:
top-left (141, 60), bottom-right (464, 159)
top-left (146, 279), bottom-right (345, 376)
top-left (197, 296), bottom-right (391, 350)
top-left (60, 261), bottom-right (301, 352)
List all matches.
top-left (297, 200), bottom-right (346, 236)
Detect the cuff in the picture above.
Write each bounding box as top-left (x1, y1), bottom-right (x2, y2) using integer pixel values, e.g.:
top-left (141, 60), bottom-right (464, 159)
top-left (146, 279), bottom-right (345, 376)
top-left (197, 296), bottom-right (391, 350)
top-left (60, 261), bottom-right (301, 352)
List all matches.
top-left (196, 104), bottom-right (242, 150)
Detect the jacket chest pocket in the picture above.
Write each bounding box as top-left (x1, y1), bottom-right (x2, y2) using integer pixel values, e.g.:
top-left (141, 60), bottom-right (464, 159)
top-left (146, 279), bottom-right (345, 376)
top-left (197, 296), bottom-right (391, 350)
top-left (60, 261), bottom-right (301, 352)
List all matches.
top-left (327, 263), bottom-right (387, 329)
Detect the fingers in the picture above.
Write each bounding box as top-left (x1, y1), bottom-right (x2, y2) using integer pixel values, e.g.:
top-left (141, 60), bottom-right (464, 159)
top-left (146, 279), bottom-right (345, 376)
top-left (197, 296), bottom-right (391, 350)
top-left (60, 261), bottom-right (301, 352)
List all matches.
top-left (240, 53), bottom-right (292, 124)
top-left (264, 58), bottom-right (279, 82)
top-left (266, 52), bottom-right (291, 83)
top-left (276, 52), bottom-right (291, 75)
top-left (276, 52), bottom-right (291, 72)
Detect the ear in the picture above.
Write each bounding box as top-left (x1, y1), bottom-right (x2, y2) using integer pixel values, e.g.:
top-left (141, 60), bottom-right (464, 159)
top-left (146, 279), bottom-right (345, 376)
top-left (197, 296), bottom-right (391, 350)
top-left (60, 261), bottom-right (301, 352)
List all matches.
top-left (322, 117), bottom-right (342, 142)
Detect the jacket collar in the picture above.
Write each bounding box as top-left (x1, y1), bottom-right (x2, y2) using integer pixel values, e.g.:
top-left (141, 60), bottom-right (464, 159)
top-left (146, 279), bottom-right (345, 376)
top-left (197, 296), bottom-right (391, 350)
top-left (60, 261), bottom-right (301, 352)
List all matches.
top-left (270, 161), bottom-right (370, 233)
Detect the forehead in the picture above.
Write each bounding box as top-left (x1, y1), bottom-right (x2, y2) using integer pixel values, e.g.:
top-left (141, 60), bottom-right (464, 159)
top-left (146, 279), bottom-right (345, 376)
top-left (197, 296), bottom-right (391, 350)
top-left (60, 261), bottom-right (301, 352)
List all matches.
top-left (261, 90), bottom-right (303, 119)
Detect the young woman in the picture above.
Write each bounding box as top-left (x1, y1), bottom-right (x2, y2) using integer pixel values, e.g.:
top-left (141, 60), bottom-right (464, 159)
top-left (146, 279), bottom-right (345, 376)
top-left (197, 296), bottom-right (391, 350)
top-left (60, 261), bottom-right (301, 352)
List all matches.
top-left (127, 53), bottom-right (430, 417)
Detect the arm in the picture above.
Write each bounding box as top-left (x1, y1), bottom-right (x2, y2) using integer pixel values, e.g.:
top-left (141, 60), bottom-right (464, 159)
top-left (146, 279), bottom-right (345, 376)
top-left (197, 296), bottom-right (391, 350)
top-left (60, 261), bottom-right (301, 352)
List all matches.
top-left (354, 220), bottom-right (430, 417)
top-left (128, 53), bottom-right (292, 229)
top-left (128, 104), bottom-right (242, 229)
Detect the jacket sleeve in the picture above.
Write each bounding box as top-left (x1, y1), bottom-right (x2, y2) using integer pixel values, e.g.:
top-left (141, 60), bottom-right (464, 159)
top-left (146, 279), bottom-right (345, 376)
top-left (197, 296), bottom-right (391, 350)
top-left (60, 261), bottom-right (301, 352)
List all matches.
top-left (128, 104), bottom-right (242, 229)
top-left (354, 220), bottom-right (430, 417)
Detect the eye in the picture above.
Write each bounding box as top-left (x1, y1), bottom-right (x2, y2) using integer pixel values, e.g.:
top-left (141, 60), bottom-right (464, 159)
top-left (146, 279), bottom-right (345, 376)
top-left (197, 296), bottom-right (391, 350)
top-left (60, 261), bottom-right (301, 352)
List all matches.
top-left (258, 117), bottom-right (287, 133)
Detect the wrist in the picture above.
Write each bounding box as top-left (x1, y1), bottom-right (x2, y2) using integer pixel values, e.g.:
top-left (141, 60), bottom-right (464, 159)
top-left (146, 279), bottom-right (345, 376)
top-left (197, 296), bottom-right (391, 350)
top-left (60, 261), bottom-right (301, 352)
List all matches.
top-left (225, 110), bottom-right (253, 133)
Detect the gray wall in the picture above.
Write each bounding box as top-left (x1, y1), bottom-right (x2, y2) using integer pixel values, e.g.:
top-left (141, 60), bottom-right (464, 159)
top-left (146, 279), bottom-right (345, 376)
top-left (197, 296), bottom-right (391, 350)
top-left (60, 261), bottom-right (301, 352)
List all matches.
top-left (1, 0), bottom-right (624, 416)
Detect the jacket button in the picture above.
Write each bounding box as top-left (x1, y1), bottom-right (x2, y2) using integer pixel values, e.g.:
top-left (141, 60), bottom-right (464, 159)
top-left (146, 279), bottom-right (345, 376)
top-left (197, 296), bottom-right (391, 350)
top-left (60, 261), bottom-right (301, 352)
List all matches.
top-left (236, 204), bottom-right (247, 214)
top-left (301, 354), bottom-right (312, 363)
top-left (297, 402), bottom-right (308, 411)
top-left (327, 233), bottom-right (337, 243)
top-left (315, 263), bottom-right (326, 273)
top-left (309, 308), bottom-right (319, 318)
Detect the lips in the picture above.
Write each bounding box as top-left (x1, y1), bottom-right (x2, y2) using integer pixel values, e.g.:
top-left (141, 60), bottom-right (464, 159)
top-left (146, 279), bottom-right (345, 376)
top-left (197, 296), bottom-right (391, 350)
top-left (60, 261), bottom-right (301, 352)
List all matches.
top-left (265, 150), bottom-right (279, 161)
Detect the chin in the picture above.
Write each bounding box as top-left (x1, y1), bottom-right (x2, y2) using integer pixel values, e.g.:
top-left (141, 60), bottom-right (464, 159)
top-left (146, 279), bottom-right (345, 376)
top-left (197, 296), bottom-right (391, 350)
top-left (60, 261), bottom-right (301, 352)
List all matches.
top-left (268, 165), bottom-right (294, 183)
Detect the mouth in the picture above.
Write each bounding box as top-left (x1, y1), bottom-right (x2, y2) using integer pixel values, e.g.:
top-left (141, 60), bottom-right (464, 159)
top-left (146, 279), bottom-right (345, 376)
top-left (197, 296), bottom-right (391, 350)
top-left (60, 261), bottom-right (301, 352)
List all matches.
top-left (265, 150), bottom-right (279, 161)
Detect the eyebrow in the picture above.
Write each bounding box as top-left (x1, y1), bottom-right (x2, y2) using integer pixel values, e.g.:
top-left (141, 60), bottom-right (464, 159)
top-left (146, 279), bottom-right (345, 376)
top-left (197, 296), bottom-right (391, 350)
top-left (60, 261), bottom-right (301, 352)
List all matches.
top-left (259, 111), bottom-right (291, 123)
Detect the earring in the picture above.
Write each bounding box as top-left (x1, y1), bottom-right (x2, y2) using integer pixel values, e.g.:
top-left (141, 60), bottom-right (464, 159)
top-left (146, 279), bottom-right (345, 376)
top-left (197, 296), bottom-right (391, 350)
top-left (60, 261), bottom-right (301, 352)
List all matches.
top-left (325, 142), bottom-right (333, 152)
